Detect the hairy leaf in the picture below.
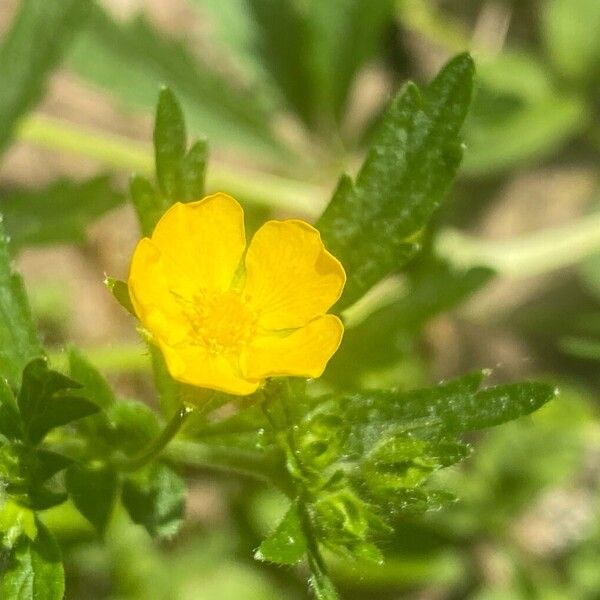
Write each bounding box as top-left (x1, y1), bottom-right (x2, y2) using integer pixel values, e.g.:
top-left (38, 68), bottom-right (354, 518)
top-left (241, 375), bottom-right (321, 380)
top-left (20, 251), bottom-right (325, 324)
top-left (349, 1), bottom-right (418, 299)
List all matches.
top-left (0, 222), bottom-right (43, 388)
top-left (255, 500), bottom-right (307, 564)
top-left (0, 520), bottom-right (64, 600)
top-left (318, 53), bottom-right (475, 307)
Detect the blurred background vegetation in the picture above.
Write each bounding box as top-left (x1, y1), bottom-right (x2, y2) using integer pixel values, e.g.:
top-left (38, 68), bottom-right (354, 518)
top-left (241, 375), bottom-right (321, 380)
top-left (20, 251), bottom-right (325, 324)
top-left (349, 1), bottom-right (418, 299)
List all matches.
top-left (1, 0), bottom-right (600, 598)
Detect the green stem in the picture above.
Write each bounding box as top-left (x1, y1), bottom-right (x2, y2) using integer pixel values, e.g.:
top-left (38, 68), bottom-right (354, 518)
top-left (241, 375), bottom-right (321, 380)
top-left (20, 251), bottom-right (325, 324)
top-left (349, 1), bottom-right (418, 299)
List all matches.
top-left (118, 405), bottom-right (192, 472)
top-left (436, 212), bottom-right (600, 278)
top-left (16, 114), bottom-right (322, 217)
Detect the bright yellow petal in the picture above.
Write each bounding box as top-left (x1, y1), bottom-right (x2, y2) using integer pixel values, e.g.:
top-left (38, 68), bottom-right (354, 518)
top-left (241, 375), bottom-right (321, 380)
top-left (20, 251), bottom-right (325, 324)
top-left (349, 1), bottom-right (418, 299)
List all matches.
top-left (159, 342), bottom-right (259, 395)
top-left (243, 220), bottom-right (346, 329)
top-left (128, 238), bottom-right (190, 347)
top-left (240, 315), bottom-right (343, 379)
top-left (151, 193), bottom-right (246, 293)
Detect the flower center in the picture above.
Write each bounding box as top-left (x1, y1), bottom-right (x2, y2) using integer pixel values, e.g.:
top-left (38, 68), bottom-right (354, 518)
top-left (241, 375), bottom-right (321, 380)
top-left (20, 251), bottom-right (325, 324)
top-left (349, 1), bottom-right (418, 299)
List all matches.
top-left (183, 289), bottom-right (257, 355)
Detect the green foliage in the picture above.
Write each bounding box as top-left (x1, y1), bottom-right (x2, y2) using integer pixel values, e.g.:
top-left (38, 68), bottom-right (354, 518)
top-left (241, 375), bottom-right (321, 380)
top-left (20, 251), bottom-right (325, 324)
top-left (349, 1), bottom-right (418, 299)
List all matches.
top-left (17, 358), bottom-right (99, 445)
top-left (246, 0), bottom-right (394, 126)
top-left (0, 0), bottom-right (90, 155)
top-left (327, 257), bottom-right (494, 388)
top-left (255, 500), bottom-right (307, 565)
top-left (0, 176), bottom-right (124, 251)
top-left (0, 520), bottom-right (64, 600)
top-left (65, 465), bottom-right (117, 535)
top-left (122, 463), bottom-right (186, 540)
top-left (212, 373), bottom-right (555, 571)
top-left (130, 88), bottom-right (207, 235)
top-left (67, 346), bottom-right (116, 410)
top-left (67, 3), bottom-right (282, 159)
top-left (318, 53), bottom-right (474, 307)
top-left (0, 222), bottom-right (43, 388)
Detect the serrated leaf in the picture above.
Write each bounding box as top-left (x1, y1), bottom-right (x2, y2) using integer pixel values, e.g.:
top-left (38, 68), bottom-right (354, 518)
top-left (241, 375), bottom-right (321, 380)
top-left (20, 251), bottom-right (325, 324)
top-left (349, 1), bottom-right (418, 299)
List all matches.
top-left (341, 375), bottom-right (555, 436)
top-left (255, 500), bottom-right (307, 565)
top-left (0, 176), bottom-right (124, 251)
top-left (17, 358), bottom-right (100, 445)
top-left (0, 0), bottom-right (91, 156)
top-left (65, 465), bottom-right (117, 535)
top-left (122, 463), bottom-right (185, 539)
top-left (68, 346), bottom-right (115, 409)
top-left (0, 519), bottom-right (64, 600)
top-left (0, 222), bottom-right (43, 388)
top-left (318, 53), bottom-right (475, 307)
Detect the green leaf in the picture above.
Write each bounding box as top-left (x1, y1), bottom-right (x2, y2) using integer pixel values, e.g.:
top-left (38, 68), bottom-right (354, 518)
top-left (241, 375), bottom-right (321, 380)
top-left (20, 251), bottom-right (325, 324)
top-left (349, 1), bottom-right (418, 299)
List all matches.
top-left (0, 520), bottom-right (64, 600)
top-left (341, 374), bottom-right (556, 435)
top-left (105, 400), bottom-right (160, 456)
top-left (68, 346), bottom-right (115, 409)
top-left (0, 221), bottom-right (43, 388)
top-left (0, 378), bottom-right (23, 440)
top-left (65, 465), bottom-right (117, 535)
top-left (17, 358), bottom-right (100, 445)
top-left (542, 0), bottom-right (600, 84)
top-left (154, 87), bottom-right (187, 200)
top-left (129, 174), bottom-right (162, 237)
top-left (0, 176), bottom-right (124, 251)
top-left (104, 277), bottom-right (136, 317)
top-left (0, 0), bottom-right (91, 156)
top-left (67, 5), bottom-right (283, 160)
top-left (20, 448), bottom-right (72, 484)
top-left (122, 463), bottom-right (186, 539)
top-left (255, 500), bottom-right (307, 565)
top-left (181, 140), bottom-right (208, 201)
top-left (318, 53), bottom-right (475, 307)
top-left (247, 0), bottom-right (393, 126)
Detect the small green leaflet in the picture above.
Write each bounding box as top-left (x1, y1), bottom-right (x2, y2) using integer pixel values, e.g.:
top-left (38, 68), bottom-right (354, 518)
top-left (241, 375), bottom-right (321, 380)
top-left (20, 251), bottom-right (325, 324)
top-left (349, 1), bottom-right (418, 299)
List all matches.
top-left (255, 500), bottom-right (307, 565)
top-left (318, 53), bottom-right (475, 308)
top-left (121, 463), bottom-right (186, 539)
top-left (0, 221), bottom-right (43, 388)
top-left (0, 520), bottom-right (64, 600)
top-left (66, 465), bottom-right (117, 535)
top-left (17, 358), bottom-right (100, 445)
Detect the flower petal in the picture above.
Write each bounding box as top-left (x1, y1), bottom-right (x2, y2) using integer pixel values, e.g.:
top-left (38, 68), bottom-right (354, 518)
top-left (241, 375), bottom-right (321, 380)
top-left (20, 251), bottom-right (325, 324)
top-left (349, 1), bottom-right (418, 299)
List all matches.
top-left (128, 238), bottom-right (190, 347)
top-left (241, 315), bottom-right (343, 379)
top-left (244, 220), bottom-right (345, 329)
top-left (160, 342), bottom-right (260, 395)
top-left (151, 193), bottom-right (246, 293)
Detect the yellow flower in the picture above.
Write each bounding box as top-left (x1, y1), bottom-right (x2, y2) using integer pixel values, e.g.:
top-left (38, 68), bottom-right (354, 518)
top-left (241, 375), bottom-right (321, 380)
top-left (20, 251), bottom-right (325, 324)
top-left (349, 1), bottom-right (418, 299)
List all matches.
top-left (128, 193), bottom-right (346, 395)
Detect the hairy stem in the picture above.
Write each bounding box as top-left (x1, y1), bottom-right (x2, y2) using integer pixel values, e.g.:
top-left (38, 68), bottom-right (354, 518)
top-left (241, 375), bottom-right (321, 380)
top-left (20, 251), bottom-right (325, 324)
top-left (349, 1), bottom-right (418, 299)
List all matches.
top-left (118, 405), bottom-right (192, 472)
